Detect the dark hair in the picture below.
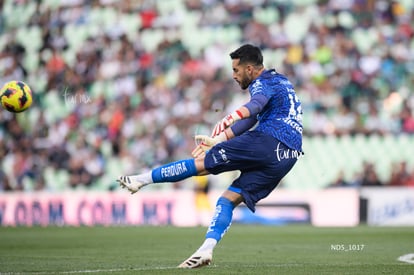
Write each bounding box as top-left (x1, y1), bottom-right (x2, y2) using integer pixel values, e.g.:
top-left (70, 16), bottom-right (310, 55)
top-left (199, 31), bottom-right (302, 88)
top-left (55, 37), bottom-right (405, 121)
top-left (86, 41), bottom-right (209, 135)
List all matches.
top-left (229, 44), bottom-right (263, 66)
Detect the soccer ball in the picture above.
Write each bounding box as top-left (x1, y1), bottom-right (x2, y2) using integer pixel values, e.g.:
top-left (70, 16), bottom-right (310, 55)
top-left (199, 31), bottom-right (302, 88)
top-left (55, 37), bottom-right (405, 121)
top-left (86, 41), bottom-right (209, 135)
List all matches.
top-left (0, 80), bottom-right (33, 113)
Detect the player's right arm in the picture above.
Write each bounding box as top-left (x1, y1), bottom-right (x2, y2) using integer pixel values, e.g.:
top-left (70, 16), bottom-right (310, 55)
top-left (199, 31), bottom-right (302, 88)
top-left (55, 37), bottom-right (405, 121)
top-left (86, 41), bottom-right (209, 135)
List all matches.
top-left (192, 94), bottom-right (268, 157)
top-left (210, 107), bottom-right (249, 137)
top-left (211, 93), bottom-right (268, 137)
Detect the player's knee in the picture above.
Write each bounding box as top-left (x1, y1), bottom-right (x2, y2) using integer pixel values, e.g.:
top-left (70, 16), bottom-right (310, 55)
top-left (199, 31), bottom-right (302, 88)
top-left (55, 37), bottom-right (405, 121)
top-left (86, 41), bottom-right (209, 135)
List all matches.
top-left (220, 190), bottom-right (244, 207)
top-left (194, 156), bottom-right (209, 175)
top-left (217, 197), bottom-right (235, 209)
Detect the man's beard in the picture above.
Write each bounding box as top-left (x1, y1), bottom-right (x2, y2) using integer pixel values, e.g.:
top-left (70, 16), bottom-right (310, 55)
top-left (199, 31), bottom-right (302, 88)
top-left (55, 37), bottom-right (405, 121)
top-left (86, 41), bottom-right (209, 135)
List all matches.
top-left (239, 77), bottom-right (250, 90)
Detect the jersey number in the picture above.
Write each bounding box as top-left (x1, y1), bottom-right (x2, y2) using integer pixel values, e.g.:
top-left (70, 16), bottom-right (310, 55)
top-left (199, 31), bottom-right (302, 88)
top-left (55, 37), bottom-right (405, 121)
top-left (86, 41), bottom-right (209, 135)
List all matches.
top-left (288, 92), bottom-right (302, 122)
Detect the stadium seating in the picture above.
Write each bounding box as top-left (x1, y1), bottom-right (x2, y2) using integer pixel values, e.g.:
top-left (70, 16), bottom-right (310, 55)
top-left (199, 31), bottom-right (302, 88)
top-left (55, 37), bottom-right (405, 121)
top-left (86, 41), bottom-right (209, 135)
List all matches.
top-left (0, 0), bottom-right (413, 192)
top-left (282, 134), bottom-right (414, 189)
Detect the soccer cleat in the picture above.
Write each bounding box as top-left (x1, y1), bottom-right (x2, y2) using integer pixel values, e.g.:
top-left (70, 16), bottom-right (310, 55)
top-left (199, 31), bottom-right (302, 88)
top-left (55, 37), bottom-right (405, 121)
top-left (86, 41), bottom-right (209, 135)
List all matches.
top-left (177, 251), bottom-right (212, 269)
top-left (117, 175), bottom-right (149, 194)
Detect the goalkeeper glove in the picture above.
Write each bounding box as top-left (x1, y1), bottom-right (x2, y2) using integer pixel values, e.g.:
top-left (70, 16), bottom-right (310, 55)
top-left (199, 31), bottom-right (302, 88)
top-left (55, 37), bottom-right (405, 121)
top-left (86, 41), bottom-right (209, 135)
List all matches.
top-left (211, 110), bottom-right (244, 137)
top-left (192, 132), bottom-right (227, 158)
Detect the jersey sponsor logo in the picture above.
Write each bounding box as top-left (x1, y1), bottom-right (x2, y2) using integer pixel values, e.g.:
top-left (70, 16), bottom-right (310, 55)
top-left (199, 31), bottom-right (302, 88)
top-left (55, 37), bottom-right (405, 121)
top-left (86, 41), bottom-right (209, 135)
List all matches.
top-left (160, 161), bottom-right (188, 177)
top-left (280, 117), bottom-right (303, 134)
top-left (275, 142), bottom-right (303, 161)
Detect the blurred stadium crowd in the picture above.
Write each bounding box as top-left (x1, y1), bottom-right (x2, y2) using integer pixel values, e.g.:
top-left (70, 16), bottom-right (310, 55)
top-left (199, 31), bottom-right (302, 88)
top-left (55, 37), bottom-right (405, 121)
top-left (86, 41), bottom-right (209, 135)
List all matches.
top-left (0, 0), bottom-right (414, 192)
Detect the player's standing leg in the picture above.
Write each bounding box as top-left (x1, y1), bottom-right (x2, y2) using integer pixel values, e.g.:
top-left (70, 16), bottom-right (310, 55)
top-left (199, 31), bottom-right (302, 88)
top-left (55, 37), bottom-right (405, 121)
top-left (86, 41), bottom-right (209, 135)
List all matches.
top-left (177, 190), bottom-right (243, 268)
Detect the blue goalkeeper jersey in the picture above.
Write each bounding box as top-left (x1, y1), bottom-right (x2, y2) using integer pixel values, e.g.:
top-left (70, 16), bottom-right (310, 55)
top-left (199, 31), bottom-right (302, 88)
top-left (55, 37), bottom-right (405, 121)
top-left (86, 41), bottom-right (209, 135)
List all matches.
top-left (249, 69), bottom-right (303, 152)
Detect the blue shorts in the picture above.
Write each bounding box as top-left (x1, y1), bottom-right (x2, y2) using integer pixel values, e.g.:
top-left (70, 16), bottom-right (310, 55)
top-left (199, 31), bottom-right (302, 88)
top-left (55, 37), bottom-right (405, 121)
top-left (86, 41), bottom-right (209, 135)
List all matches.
top-left (204, 131), bottom-right (300, 212)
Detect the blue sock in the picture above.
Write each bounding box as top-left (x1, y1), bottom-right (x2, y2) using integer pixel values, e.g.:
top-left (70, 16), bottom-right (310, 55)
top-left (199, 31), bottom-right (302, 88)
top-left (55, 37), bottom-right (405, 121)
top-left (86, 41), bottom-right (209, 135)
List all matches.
top-left (205, 197), bottom-right (235, 242)
top-left (151, 159), bottom-right (198, 183)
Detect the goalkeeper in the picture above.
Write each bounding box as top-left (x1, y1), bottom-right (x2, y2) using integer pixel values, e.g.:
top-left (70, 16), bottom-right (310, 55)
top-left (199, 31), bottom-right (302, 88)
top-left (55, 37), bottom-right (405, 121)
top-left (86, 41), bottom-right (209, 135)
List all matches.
top-left (117, 44), bottom-right (303, 268)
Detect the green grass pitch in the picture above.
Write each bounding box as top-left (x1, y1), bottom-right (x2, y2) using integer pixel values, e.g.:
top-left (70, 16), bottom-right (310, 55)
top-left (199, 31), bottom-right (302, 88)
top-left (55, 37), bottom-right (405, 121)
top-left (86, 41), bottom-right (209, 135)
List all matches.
top-left (0, 225), bottom-right (412, 274)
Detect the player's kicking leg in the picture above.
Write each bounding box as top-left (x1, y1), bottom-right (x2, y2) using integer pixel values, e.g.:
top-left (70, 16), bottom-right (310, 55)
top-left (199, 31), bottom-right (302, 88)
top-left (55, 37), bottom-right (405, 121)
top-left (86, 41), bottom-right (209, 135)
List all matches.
top-left (117, 173), bottom-right (152, 194)
top-left (117, 159), bottom-right (203, 193)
